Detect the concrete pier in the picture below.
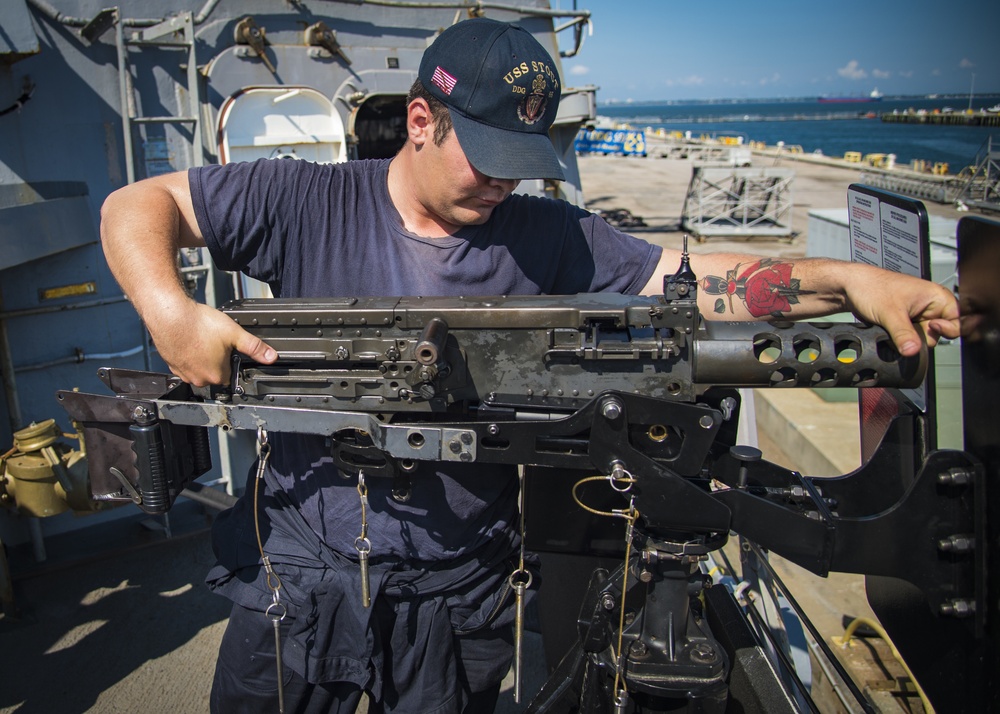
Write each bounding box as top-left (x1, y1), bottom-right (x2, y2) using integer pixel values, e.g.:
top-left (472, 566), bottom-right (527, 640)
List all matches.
top-left (881, 111), bottom-right (1000, 127)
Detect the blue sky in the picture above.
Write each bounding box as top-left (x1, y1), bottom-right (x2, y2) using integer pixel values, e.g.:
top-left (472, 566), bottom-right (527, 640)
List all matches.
top-left (555, 0), bottom-right (999, 103)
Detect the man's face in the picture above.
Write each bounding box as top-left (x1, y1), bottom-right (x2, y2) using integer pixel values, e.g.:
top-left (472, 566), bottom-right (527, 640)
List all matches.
top-left (416, 129), bottom-right (520, 230)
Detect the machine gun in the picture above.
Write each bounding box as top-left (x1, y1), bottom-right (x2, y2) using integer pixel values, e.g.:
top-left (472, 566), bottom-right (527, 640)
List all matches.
top-left (56, 252), bottom-right (978, 713)
top-left (57, 249), bottom-right (923, 513)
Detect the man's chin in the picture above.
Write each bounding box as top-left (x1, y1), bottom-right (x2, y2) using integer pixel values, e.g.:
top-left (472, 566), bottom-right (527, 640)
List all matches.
top-left (454, 206), bottom-right (494, 226)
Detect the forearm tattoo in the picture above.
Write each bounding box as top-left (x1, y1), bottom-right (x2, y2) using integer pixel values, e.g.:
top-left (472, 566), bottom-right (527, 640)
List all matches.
top-left (701, 258), bottom-right (815, 318)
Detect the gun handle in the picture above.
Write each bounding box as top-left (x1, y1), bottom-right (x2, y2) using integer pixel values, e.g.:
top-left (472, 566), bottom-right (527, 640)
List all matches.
top-left (130, 422), bottom-right (170, 514)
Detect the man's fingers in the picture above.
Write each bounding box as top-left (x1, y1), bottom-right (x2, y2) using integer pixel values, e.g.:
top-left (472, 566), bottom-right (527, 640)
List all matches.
top-left (929, 316), bottom-right (961, 341)
top-left (154, 306), bottom-right (277, 386)
top-left (881, 313), bottom-right (923, 357)
top-left (857, 277), bottom-right (960, 358)
top-left (919, 318), bottom-right (959, 348)
top-left (234, 331), bottom-right (277, 365)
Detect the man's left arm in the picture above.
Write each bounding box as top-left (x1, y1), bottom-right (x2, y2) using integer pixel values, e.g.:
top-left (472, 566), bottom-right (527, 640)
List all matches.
top-left (641, 250), bottom-right (960, 357)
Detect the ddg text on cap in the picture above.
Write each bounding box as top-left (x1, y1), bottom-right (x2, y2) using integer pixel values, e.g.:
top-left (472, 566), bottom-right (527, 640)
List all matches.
top-left (418, 18), bottom-right (565, 181)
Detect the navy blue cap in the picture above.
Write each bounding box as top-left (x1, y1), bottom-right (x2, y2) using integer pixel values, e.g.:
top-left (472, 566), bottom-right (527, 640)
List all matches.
top-left (418, 18), bottom-right (565, 181)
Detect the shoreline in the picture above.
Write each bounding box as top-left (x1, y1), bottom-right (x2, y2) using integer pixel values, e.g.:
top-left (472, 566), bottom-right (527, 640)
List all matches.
top-left (596, 93), bottom-right (1000, 106)
top-left (591, 98), bottom-right (1000, 171)
top-left (574, 149), bottom-right (969, 258)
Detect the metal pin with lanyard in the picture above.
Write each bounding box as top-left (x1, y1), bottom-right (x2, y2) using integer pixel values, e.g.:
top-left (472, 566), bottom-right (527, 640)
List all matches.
top-left (355, 470), bottom-right (372, 608)
top-left (570, 467), bottom-right (639, 713)
top-left (508, 567), bottom-right (533, 704)
top-left (253, 428), bottom-right (287, 713)
top-left (509, 466), bottom-right (534, 704)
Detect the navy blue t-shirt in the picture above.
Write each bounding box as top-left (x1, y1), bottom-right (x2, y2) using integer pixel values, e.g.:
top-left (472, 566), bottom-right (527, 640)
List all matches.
top-left (191, 157), bottom-right (661, 562)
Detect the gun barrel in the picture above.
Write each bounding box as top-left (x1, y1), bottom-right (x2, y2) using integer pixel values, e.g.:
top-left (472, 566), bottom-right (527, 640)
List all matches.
top-left (692, 320), bottom-right (926, 389)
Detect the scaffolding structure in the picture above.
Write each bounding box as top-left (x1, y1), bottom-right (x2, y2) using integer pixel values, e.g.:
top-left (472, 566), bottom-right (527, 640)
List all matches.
top-left (858, 168), bottom-right (955, 204)
top-left (955, 136), bottom-right (1000, 212)
top-left (681, 165), bottom-right (794, 238)
top-left (646, 140), bottom-right (752, 166)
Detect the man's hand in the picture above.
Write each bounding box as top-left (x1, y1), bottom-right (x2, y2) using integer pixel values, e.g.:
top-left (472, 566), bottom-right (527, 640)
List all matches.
top-left (843, 267), bottom-right (960, 356)
top-left (148, 300), bottom-right (277, 386)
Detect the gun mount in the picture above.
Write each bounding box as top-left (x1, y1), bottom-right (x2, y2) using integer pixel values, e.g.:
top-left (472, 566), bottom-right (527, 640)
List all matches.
top-left (54, 255), bottom-right (974, 712)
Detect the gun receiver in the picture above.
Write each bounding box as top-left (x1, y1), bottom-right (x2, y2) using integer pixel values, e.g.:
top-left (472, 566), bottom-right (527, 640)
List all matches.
top-left (213, 292), bottom-right (922, 415)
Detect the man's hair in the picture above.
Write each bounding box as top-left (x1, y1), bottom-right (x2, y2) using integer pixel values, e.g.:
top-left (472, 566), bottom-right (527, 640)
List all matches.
top-left (407, 79), bottom-right (453, 146)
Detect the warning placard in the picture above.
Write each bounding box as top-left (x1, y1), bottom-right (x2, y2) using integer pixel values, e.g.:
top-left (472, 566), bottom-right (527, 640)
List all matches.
top-left (847, 187), bottom-right (923, 278)
top-left (848, 190), bottom-right (882, 267)
top-left (846, 184), bottom-right (931, 416)
top-left (878, 204), bottom-right (922, 277)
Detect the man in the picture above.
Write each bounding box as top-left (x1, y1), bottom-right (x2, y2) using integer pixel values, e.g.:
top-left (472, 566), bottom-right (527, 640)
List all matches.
top-left (100, 18), bottom-right (958, 714)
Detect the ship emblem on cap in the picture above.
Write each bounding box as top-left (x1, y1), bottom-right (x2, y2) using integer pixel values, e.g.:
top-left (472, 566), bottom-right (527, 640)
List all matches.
top-left (517, 74), bottom-right (549, 126)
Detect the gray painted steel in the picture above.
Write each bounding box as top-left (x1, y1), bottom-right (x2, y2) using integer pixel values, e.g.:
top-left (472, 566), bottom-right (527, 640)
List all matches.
top-left (0, 0), bottom-right (39, 58)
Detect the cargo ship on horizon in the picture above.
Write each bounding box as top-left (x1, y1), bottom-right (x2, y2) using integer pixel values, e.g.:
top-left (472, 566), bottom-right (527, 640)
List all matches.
top-left (818, 87), bottom-right (884, 103)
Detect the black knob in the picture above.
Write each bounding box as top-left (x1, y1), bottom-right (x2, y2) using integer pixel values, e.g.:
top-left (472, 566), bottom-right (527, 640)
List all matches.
top-left (730, 445), bottom-right (762, 488)
top-left (730, 445), bottom-right (762, 462)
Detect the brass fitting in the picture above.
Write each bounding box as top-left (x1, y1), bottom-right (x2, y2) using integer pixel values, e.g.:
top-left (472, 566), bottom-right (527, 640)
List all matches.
top-left (2, 419), bottom-right (98, 517)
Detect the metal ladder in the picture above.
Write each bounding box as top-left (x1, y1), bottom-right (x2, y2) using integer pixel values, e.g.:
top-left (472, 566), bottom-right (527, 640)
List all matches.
top-left (111, 9), bottom-right (204, 183)
top-left (106, 8), bottom-right (241, 499)
top-left (108, 7), bottom-right (219, 353)
top-left (111, 9), bottom-right (214, 288)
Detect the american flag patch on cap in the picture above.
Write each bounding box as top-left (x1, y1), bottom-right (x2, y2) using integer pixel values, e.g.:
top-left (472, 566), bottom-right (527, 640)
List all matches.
top-left (431, 66), bottom-right (458, 95)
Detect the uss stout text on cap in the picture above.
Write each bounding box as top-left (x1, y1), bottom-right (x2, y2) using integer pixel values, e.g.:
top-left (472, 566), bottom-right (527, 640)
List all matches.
top-left (418, 18), bottom-right (565, 181)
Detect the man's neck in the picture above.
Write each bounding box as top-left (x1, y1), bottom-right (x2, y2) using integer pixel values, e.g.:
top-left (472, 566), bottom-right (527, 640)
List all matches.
top-left (386, 153), bottom-right (459, 238)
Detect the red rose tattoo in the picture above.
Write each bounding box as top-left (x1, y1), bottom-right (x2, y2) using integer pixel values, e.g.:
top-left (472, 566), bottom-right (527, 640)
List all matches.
top-left (701, 259), bottom-right (814, 318)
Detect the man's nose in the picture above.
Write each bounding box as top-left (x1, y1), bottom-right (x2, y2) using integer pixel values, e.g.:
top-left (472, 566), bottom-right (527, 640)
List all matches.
top-left (488, 176), bottom-right (519, 192)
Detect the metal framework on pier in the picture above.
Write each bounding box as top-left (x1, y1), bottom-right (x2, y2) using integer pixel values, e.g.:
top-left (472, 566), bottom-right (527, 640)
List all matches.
top-left (858, 168), bottom-right (955, 204)
top-left (955, 136), bottom-right (1000, 213)
top-left (681, 166), bottom-right (794, 238)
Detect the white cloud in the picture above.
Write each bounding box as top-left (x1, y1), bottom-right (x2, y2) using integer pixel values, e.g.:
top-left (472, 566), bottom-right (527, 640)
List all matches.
top-left (931, 68), bottom-right (941, 76)
top-left (664, 75), bottom-right (705, 87)
top-left (872, 68), bottom-right (890, 79)
top-left (959, 58), bottom-right (975, 69)
top-left (569, 65), bottom-right (590, 76)
top-left (758, 72), bottom-right (781, 85)
top-left (837, 60), bottom-right (868, 80)
top-left (899, 70), bottom-right (913, 78)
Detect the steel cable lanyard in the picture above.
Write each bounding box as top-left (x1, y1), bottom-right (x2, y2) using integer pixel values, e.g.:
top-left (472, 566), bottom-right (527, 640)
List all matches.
top-left (251, 431), bottom-right (372, 714)
top-left (253, 428), bottom-right (287, 714)
top-left (572, 466), bottom-right (640, 713)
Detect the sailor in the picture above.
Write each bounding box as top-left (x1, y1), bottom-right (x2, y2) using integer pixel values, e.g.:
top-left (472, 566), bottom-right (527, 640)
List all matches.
top-left (99, 17), bottom-right (959, 714)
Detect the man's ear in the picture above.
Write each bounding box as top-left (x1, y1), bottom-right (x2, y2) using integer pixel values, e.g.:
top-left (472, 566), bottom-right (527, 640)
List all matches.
top-left (406, 98), bottom-right (433, 147)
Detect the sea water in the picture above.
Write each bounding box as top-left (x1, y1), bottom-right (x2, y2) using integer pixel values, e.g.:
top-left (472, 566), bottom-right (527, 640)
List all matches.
top-left (597, 97), bottom-right (1000, 170)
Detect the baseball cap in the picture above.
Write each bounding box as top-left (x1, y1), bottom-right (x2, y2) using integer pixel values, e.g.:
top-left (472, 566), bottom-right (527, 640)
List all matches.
top-left (418, 18), bottom-right (565, 181)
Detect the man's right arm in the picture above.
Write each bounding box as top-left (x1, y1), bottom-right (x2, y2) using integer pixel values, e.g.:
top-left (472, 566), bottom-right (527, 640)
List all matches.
top-left (100, 171), bottom-right (276, 386)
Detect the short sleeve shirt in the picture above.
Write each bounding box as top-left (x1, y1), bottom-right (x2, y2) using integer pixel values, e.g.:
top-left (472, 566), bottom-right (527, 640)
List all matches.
top-left (190, 157), bottom-right (661, 561)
